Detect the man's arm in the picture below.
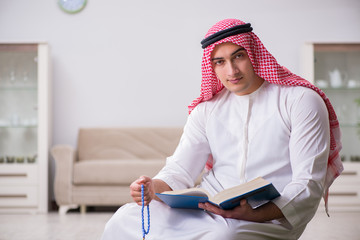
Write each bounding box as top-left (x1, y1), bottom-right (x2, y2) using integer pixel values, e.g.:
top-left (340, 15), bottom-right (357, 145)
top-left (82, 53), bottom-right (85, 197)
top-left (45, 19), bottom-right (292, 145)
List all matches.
top-left (271, 89), bottom-right (330, 227)
top-left (199, 200), bottom-right (284, 222)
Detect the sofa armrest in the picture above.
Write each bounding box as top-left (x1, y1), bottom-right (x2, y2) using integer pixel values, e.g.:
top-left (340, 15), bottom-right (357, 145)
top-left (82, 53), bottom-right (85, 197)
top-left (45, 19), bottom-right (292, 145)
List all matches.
top-left (51, 144), bottom-right (76, 206)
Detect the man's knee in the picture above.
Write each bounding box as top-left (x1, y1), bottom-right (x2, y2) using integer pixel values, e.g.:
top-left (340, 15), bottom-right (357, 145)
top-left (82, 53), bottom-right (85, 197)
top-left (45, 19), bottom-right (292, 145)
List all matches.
top-left (204, 224), bottom-right (236, 240)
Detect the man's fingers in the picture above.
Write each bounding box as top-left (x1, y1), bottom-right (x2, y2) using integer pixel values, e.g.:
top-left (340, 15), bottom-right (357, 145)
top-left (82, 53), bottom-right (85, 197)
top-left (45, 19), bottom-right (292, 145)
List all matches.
top-left (133, 195), bottom-right (152, 206)
top-left (137, 176), bottom-right (151, 184)
top-left (240, 199), bottom-right (247, 206)
top-left (130, 176), bottom-right (154, 205)
top-left (199, 203), bottom-right (221, 213)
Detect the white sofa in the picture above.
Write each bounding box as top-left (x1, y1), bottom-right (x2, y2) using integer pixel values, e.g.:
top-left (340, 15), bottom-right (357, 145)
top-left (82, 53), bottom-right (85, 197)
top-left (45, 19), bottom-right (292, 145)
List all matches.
top-left (51, 127), bottom-right (183, 214)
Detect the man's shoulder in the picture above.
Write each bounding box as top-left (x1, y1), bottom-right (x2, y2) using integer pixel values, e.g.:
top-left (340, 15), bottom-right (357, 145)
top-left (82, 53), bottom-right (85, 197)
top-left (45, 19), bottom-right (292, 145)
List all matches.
top-left (268, 82), bottom-right (320, 99)
top-left (191, 88), bottom-right (230, 117)
top-left (267, 83), bottom-right (325, 112)
top-left (197, 88), bottom-right (229, 107)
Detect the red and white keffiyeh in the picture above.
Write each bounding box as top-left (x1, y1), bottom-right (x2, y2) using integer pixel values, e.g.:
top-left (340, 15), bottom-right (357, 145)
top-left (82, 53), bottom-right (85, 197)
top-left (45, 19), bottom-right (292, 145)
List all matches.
top-left (189, 19), bottom-right (343, 214)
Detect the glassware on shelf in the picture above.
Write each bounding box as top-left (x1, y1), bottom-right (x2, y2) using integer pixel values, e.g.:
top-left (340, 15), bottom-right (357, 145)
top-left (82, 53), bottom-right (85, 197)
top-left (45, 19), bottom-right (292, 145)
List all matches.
top-left (315, 79), bottom-right (329, 88)
top-left (16, 156), bottom-right (25, 163)
top-left (30, 117), bottom-right (37, 126)
top-left (329, 68), bottom-right (341, 88)
top-left (0, 155), bottom-right (37, 164)
top-left (9, 70), bottom-right (16, 85)
top-left (20, 117), bottom-right (37, 127)
top-left (23, 71), bottom-right (28, 83)
top-left (348, 79), bottom-right (360, 88)
top-left (356, 98), bottom-right (360, 141)
top-left (328, 68), bottom-right (348, 88)
top-left (10, 114), bottom-right (20, 127)
top-left (6, 156), bottom-right (15, 163)
top-left (27, 154), bottom-right (37, 163)
top-left (0, 119), bottom-right (9, 127)
top-left (0, 116), bottom-right (37, 128)
top-left (350, 156), bottom-right (360, 162)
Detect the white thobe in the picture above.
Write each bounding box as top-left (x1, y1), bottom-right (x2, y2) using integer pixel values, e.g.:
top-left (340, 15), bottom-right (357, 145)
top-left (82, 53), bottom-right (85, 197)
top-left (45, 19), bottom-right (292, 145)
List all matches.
top-left (101, 81), bottom-right (330, 240)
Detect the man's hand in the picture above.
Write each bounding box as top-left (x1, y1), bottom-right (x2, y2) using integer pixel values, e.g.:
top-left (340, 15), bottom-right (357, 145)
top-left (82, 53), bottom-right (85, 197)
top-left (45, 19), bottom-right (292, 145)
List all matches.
top-left (198, 200), bottom-right (284, 223)
top-left (130, 176), bottom-right (155, 206)
top-left (130, 176), bottom-right (172, 206)
top-left (198, 199), bottom-right (253, 219)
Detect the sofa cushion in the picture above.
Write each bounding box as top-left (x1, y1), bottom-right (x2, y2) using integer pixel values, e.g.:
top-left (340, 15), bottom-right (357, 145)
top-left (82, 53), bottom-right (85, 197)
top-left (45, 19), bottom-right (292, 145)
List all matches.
top-left (77, 128), bottom-right (183, 161)
top-left (73, 159), bottom-right (166, 185)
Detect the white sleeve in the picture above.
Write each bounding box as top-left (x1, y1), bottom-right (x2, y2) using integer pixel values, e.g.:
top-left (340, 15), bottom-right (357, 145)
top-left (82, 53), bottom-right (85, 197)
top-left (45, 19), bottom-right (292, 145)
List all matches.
top-left (153, 105), bottom-right (211, 190)
top-left (273, 89), bottom-right (330, 228)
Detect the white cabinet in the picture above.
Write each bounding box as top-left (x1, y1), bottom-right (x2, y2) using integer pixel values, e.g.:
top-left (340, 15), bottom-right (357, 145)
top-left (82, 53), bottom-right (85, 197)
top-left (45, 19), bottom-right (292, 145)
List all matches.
top-left (325, 163), bottom-right (360, 211)
top-left (0, 43), bottom-right (50, 213)
top-left (302, 43), bottom-right (360, 210)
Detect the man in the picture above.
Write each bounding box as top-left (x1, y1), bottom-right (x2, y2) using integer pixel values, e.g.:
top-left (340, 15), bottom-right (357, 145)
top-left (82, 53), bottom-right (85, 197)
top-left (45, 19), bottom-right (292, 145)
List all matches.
top-left (101, 19), bottom-right (343, 239)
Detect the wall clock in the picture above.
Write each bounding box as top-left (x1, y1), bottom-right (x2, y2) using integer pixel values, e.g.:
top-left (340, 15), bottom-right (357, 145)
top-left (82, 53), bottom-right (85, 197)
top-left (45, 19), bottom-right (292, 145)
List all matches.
top-left (58, 0), bottom-right (87, 14)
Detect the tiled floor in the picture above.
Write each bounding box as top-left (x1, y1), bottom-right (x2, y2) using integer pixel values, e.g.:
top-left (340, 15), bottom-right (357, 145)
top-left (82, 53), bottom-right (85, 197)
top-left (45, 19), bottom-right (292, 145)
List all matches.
top-left (0, 210), bottom-right (359, 240)
top-left (0, 212), bottom-right (111, 240)
top-left (299, 210), bottom-right (360, 240)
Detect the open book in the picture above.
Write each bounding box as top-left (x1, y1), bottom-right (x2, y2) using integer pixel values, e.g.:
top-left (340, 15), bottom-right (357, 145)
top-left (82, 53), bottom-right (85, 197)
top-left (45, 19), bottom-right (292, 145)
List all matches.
top-left (156, 177), bottom-right (280, 210)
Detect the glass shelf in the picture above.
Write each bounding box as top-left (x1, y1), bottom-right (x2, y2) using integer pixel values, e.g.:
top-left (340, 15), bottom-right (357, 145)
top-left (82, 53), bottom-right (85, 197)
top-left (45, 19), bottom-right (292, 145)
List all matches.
top-left (0, 161), bottom-right (38, 165)
top-left (0, 156), bottom-right (38, 164)
top-left (0, 87), bottom-right (37, 91)
top-left (0, 125), bottom-right (38, 129)
top-left (339, 123), bottom-right (360, 128)
top-left (319, 87), bottom-right (360, 91)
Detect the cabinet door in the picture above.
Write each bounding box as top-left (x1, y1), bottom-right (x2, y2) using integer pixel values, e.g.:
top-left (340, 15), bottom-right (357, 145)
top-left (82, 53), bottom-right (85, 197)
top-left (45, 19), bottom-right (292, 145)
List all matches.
top-left (304, 43), bottom-right (360, 163)
top-left (0, 186), bottom-right (38, 207)
top-left (303, 43), bottom-right (360, 210)
top-left (0, 43), bottom-right (50, 213)
top-left (0, 44), bottom-right (39, 161)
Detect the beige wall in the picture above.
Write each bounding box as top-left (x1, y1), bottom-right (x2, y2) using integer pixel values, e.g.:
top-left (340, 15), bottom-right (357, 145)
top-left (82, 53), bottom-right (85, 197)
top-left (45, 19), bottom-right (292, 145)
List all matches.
top-left (1, 0), bottom-right (360, 199)
top-left (1, 0), bottom-right (359, 147)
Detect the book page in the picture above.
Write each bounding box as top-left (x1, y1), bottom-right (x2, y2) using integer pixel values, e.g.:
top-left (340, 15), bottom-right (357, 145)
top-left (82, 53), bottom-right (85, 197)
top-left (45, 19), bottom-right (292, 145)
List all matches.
top-left (210, 177), bottom-right (269, 204)
top-left (161, 187), bottom-right (211, 198)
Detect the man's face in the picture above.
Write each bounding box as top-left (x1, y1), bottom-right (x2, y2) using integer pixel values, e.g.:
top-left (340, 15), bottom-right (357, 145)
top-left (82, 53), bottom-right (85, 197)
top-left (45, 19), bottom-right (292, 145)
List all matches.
top-left (211, 42), bottom-right (264, 96)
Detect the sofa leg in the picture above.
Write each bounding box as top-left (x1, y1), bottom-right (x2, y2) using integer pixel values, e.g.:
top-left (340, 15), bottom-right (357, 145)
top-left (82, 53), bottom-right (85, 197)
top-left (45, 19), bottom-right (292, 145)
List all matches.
top-left (59, 204), bottom-right (79, 215)
top-left (80, 205), bottom-right (87, 214)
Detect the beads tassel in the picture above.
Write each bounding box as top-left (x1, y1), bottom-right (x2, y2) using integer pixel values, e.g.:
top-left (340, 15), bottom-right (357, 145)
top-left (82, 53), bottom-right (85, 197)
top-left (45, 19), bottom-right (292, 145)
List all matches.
top-left (141, 184), bottom-right (150, 239)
